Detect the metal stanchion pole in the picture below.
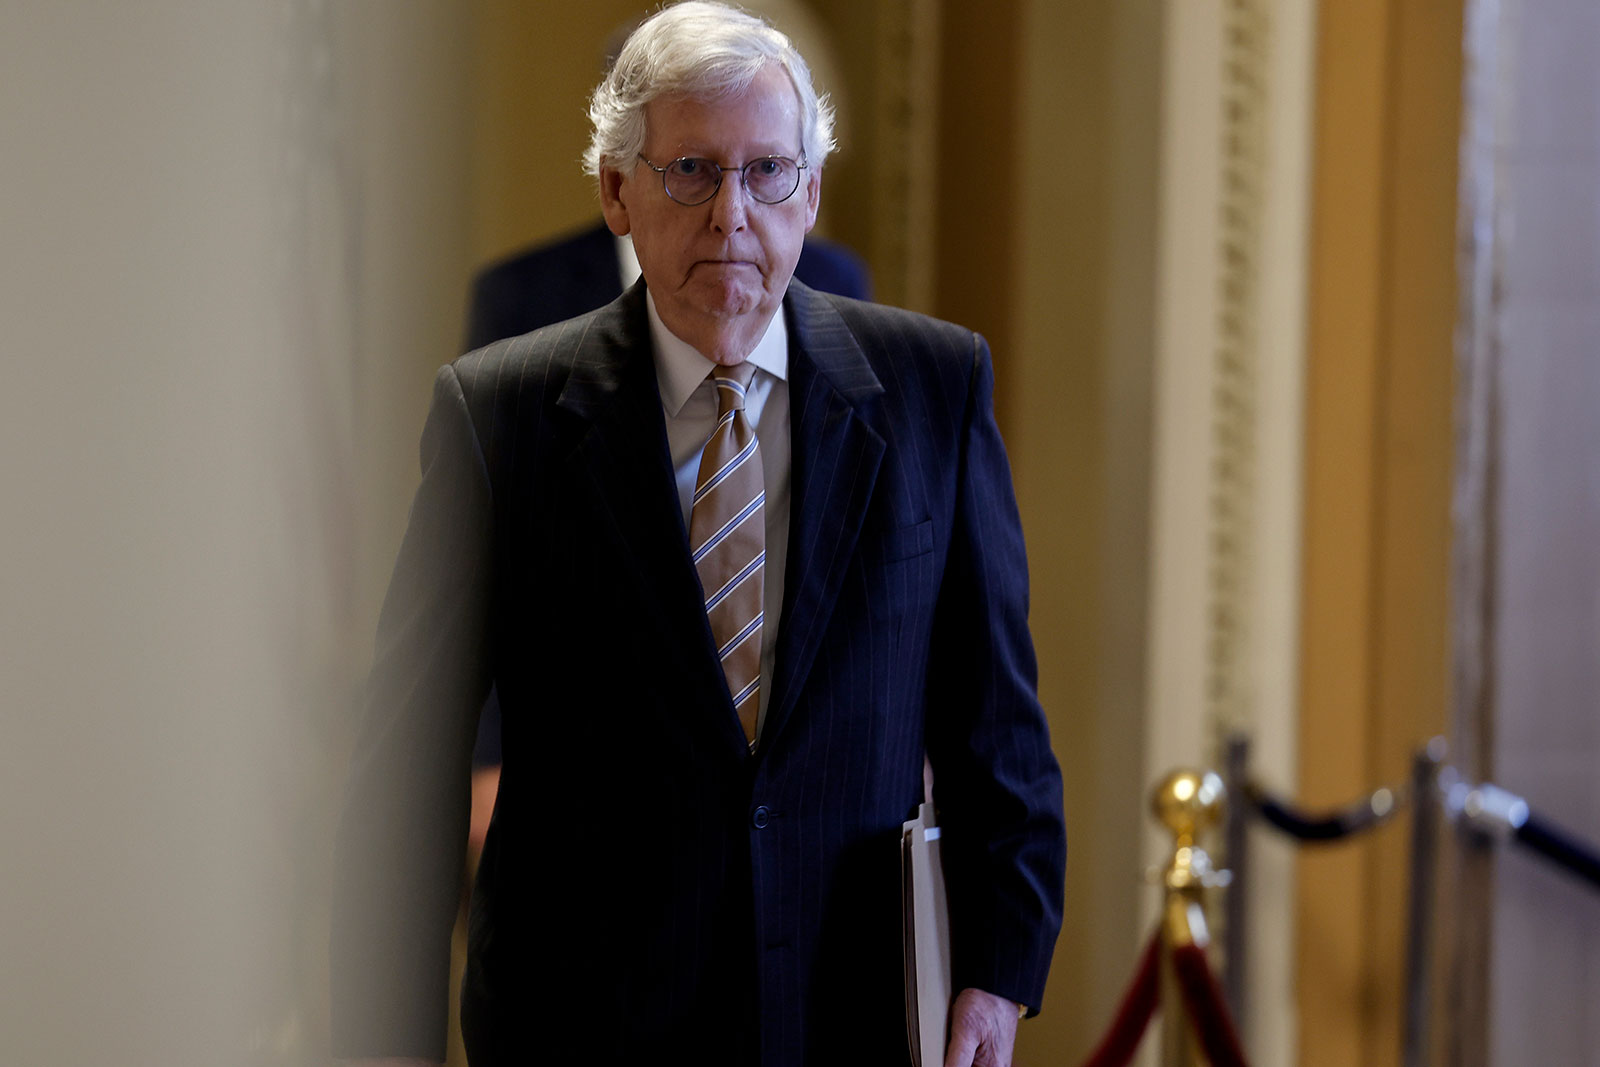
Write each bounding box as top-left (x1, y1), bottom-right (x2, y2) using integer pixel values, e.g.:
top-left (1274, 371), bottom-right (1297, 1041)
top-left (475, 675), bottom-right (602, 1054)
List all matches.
top-left (1152, 769), bottom-right (1231, 1067)
top-left (1220, 732), bottom-right (1250, 1028)
top-left (1402, 738), bottom-right (1446, 1067)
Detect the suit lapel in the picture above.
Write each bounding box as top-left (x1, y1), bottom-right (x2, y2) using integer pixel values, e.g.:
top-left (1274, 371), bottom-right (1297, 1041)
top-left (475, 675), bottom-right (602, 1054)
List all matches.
top-left (555, 285), bottom-right (747, 756)
top-left (765, 283), bottom-right (886, 747)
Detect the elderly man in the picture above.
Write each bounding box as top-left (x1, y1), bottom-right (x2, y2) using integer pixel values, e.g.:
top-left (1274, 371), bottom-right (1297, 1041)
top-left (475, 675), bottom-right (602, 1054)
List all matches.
top-left (331, 4), bottom-right (1065, 1066)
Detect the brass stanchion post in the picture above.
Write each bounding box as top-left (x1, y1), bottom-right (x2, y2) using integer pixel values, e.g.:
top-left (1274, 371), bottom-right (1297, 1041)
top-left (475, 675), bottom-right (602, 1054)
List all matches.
top-left (1152, 769), bottom-right (1231, 1067)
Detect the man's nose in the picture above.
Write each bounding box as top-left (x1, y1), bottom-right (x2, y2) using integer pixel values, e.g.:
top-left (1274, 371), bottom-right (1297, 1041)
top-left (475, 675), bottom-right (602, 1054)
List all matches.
top-left (708, 171), bottom-right (749, 231)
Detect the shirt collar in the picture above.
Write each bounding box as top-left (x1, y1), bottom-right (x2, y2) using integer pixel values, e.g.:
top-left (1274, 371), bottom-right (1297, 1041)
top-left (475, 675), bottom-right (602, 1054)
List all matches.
top-left (615, 233), bottom-right (641, 289)
top-left (648, 287), bottom-right (790, 419)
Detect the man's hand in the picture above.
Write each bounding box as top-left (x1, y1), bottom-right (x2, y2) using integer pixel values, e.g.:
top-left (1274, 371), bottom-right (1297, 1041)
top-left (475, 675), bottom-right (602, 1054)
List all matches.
top-left (943, 987), bottom-right (1023, 1067)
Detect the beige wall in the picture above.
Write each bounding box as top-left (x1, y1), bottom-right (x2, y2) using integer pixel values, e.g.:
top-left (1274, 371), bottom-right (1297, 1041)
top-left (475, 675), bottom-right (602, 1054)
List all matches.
top-left (0, 2), bottom-right (472, 1062)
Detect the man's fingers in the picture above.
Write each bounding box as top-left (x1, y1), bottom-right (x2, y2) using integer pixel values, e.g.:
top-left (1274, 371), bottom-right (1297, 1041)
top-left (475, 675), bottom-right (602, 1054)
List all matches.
top-left (942, 1017), bottom-right (980, 1067)
top-left (942, 987), bottom-right (1019, 1067)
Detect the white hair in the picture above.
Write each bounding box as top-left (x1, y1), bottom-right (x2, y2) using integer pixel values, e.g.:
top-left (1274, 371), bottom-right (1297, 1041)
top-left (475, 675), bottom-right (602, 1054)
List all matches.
top-left (583, 1), bottom-right (836, 177)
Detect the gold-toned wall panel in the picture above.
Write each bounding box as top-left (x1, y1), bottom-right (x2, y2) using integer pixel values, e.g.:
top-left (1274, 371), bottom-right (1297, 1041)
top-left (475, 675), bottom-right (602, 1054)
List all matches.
top-left (467, 0), bottom-right (643, 268)
top-left (1011, 1), bottom-right (1160, 1062)
top-left (1298, 0), bottom-right (1460, 1063)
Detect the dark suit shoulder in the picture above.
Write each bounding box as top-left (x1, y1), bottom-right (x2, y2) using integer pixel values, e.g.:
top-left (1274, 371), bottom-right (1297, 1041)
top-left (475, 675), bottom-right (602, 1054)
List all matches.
top-left (455, 310), bottom-right (591, 392)
top-left (450, 286), bottom-right (649, 441)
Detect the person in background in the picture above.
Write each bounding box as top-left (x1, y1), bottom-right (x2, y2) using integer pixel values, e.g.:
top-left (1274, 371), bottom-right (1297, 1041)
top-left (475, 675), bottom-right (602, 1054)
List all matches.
top-left (465, 215), bottom-right (869, 352)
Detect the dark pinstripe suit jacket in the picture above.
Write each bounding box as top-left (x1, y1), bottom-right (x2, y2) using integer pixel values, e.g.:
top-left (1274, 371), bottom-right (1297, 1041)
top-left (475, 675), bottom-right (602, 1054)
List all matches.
top-left (331, 280), bottom-right (1066, 1067)
top-left (462, 222), bottom-right (872, 768)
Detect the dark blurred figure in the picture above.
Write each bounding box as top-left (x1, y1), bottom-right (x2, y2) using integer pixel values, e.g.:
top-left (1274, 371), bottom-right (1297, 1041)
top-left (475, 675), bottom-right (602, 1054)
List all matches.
top-left (467, 220), bottom-right (870, 351)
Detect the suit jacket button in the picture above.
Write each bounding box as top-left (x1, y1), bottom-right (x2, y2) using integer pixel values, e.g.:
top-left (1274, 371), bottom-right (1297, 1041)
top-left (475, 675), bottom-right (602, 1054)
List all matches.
top-left (751, 805), bottom-right (770, 829)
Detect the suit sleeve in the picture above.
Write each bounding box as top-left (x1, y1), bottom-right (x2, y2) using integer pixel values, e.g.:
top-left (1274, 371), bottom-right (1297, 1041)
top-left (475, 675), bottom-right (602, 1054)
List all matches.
top-left (329, 365), bottom-right (494, 1060)
top-left (924, 333), bottom-right (1066, 1015)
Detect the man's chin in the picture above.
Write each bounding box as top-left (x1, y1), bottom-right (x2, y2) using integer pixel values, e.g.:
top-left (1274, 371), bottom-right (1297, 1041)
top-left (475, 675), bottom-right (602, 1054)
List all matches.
top-left (687, 286), bottom-right (769, 323)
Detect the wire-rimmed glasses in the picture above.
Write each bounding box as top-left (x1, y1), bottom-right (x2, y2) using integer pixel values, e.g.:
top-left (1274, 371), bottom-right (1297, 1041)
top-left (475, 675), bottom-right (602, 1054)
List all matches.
top-left (636, 153), bottom-right (806, 206)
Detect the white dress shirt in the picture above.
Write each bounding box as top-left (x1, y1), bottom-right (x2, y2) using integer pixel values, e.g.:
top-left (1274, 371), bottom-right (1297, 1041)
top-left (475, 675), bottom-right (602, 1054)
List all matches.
top-left (615, 233), bottom-right (641, 289)
top-left (646, 289), bottom-right (791, 742)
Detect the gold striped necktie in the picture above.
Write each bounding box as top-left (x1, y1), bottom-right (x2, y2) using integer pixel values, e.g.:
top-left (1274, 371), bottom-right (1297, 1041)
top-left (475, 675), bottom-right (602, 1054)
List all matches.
top-left (689, 362), bottom-right (764, 750)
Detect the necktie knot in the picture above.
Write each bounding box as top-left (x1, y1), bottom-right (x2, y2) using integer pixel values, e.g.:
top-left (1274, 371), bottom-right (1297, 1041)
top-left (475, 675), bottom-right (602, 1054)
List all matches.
top-left (712, 361), bottom-right (757, 416)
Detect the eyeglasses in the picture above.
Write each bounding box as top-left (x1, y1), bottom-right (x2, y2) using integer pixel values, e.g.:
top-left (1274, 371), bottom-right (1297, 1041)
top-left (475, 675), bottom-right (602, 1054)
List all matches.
top-left (636, 153), bottom-right (806, 206)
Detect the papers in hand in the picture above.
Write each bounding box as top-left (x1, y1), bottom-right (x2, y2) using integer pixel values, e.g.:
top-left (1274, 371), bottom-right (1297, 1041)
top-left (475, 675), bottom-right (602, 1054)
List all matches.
top-left (902, 800), bottom-right (952, 1067)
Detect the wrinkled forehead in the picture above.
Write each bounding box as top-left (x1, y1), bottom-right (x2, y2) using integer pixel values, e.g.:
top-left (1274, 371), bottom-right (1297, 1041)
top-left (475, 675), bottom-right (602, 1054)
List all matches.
top-left (641, 67), bottom-right (806, 157)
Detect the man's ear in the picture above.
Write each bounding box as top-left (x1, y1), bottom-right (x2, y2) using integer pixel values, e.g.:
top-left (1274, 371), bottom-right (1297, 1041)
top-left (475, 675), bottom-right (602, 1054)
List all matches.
top-left (802, 168), bottom-right (821, 233)
top-left (599, 167), bottom-right (631, 236)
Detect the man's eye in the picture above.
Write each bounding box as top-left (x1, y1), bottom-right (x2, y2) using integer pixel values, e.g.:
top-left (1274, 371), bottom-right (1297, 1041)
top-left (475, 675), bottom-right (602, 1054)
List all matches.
top-left (672, 158), bottom-right (706, 177)
top-left (752, 159), bottom-right (781, 177)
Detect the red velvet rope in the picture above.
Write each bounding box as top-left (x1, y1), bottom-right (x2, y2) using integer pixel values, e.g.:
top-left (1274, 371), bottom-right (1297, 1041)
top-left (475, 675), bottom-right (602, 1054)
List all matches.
top-left (1077, 930), bottom-right (1161, 1067)
top-left (1171, 942), bottom-right (1250, 1067)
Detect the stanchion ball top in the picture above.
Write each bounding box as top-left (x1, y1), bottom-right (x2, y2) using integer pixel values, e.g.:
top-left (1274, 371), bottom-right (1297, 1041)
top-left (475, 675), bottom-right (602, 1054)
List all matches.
top-left (1151, 769), bottom-right (1227, 843)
